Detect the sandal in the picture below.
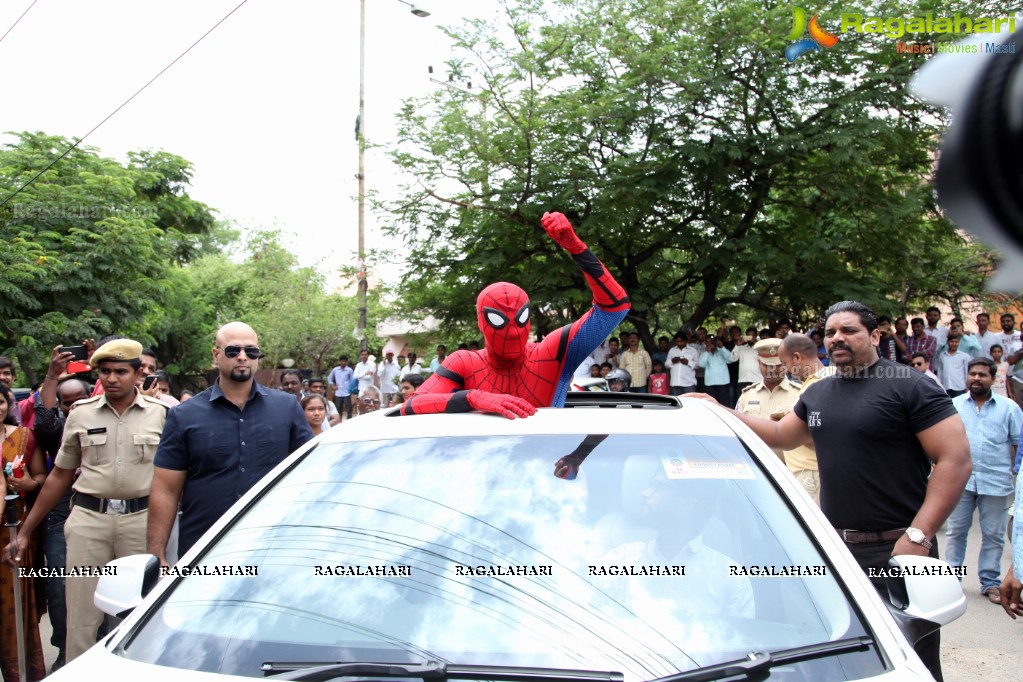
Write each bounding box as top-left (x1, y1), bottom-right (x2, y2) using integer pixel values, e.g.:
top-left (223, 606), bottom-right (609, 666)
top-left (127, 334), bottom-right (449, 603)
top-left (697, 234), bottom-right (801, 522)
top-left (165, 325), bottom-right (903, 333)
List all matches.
top-left (984, 587), bottom-right (1001, 604)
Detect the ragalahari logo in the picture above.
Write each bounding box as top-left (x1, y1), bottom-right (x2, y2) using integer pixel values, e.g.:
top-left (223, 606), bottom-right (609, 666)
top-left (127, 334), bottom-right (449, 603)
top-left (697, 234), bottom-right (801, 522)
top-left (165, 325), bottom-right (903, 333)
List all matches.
top-left (786, 8), bottom-right (840, 61)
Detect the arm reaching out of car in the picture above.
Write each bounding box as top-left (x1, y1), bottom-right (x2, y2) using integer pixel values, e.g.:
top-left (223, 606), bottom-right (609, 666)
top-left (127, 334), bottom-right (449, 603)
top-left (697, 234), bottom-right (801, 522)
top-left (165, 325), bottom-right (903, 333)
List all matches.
top-left (682, 393), bottom-right (813, 450)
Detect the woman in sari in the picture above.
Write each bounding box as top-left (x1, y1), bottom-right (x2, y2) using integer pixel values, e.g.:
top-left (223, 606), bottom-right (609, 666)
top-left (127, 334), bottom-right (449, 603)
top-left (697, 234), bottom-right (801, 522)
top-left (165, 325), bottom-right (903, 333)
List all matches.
top-left (0, 382), bottom-right (47, 681)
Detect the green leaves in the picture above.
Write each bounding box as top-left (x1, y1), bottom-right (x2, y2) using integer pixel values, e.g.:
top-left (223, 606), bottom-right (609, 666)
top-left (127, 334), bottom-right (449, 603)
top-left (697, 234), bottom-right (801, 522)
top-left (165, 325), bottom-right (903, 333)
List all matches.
top-left (383, 0), bottom-right (1020, 343)
top-left (0, 131), bottom-right (216, 382)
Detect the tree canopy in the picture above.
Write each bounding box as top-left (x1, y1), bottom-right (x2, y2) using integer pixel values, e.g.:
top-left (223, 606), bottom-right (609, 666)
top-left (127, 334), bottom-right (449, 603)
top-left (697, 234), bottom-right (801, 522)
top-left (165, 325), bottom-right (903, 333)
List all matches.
top-left (0, 134), bottom-right (376, 384)
top-left (161, 230), bottom-right (383, 378)
top-left (0, 131), bottom-right (216, 382)
top-left (384, 0), bottom-right (1017, 345)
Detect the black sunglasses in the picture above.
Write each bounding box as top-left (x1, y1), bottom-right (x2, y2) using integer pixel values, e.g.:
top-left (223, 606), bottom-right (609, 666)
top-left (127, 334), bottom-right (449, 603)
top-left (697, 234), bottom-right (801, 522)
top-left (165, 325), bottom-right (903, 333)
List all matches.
top-left (222, 345), bottom-right (262, 359)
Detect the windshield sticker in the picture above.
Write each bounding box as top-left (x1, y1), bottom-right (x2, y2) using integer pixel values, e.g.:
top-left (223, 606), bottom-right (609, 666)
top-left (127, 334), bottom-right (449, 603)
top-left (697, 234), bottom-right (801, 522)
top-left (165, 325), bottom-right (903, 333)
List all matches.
top-left (661, 456), bottom-right (754, 480)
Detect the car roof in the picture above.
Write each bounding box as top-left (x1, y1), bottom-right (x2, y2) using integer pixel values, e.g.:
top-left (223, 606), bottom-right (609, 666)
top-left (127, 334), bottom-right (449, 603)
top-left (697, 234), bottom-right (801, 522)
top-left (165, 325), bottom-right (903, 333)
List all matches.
top-left (322, 394), bottom-right (742, 443)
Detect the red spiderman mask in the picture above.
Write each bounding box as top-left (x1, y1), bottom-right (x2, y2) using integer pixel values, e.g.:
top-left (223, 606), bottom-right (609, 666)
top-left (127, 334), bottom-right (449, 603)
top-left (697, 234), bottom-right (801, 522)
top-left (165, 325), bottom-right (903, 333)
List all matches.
top-left (477, 282), bottom-right (530, 364)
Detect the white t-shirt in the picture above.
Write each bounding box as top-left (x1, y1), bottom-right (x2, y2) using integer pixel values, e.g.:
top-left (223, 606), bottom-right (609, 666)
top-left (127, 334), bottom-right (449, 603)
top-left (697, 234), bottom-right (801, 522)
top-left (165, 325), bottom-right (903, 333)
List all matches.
top-left (666, 345), bottom-right (701, 387)
top-left (574, 355), bottom-right (597, 378)
top-left (924, 325), bottom-right (949, 348)
top-left (935, 350), bottom-right (970, 391)
top-left (976, 330), bottom-right (1001, 359)
top-left (377, 360), bottom-right (401, 393)
top-left (729, 343), bottom-right (763, 384)
top-left (400, 362), bottom-right (423, 380)
top-left (354, 360), bottom-right (376, 390)
top-left (997, 331), bottom-right (1023, 375)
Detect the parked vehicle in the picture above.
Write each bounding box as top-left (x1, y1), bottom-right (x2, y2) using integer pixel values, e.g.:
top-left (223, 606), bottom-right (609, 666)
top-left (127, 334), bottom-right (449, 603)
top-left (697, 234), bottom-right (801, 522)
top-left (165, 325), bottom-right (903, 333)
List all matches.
top-left (60, 394), bottom-right (964, 681)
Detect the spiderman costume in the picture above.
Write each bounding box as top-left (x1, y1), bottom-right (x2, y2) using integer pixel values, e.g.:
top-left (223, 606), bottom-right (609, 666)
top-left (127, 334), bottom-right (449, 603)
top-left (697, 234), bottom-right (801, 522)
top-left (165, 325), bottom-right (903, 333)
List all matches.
top-left (401, 212), bottom-right (630, 419)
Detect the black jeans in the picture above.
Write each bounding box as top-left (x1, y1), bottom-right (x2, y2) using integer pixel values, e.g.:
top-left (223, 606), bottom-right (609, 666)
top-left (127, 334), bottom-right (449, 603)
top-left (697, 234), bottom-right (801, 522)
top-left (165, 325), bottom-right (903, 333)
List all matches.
top-left (334, 394), bottom-right (353, 420)
top-left (706, 384), bottom-right (731, 408)
top-left (44, 512), bottom-right (68, 653)
top-left (844, 539), bottom-right (943, 682)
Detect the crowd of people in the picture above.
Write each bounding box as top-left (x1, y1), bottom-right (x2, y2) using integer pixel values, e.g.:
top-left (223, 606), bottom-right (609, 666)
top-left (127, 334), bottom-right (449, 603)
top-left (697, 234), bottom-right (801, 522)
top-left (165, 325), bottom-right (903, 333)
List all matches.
top-left (0, 303), bottom-right (1022, 680)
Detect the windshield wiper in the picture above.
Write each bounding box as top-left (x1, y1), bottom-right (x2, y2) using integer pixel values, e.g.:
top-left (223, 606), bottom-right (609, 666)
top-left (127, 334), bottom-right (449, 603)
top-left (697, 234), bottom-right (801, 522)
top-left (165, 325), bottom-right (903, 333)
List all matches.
top-left (262, 661), bottom-right (625, 682)
top-left (647, 636), bottom-right (873, 682)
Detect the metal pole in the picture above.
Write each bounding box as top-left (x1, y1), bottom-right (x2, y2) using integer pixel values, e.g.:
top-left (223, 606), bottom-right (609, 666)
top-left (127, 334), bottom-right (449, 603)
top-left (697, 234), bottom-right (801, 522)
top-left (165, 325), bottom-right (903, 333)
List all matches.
top-left (356, 0), bottom-right (368, 353)
top-left (5, 493), bottom-right (27, 682)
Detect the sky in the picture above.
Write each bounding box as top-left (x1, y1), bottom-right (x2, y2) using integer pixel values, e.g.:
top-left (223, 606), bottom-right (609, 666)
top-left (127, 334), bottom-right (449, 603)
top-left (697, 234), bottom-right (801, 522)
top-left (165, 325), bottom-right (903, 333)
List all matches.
top-left (0, 0), bottom-right (503, 287)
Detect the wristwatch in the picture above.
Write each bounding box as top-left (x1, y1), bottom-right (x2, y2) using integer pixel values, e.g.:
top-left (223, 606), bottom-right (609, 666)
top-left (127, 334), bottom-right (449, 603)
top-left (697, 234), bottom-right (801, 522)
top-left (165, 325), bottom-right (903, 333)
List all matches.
top-left (905, 527), bottom-right (933, 550)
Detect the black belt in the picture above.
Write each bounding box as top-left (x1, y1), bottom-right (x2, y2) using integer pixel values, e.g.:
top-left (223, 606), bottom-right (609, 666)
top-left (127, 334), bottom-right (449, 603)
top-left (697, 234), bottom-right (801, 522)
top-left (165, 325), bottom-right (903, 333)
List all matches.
top-left (73, 492), bottom-right (149, 515)
top-left (835, 527), bottom-right (906, 544)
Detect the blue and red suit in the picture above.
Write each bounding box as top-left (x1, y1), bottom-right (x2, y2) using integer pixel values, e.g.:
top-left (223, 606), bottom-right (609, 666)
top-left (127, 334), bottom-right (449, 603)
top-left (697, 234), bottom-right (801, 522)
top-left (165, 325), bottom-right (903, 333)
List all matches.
top-left (401, 212), bottom-right (630, 419)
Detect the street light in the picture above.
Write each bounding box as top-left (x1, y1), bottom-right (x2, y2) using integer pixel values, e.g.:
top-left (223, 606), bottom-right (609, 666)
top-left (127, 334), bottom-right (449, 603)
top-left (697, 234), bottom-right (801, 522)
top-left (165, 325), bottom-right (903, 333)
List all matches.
top-left (356, 0), bottom-right (430, 353)
top-left (396, 0), bottom-right (431, 18)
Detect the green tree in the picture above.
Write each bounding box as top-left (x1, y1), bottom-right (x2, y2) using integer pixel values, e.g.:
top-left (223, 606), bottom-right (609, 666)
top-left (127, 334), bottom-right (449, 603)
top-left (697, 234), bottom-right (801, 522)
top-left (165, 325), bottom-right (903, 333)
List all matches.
top-left (0, 132), bottom-right (216, 383)
top-left (384, 0), bottom-right (1019, 348)
top-left (157, 231), bottom-right (381, 378)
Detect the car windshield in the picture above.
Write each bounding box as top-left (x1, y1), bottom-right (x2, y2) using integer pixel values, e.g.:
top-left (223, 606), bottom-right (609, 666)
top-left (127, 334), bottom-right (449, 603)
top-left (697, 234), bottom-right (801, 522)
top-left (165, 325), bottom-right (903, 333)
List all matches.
top-left (120, 434), bottom-right (884, 680)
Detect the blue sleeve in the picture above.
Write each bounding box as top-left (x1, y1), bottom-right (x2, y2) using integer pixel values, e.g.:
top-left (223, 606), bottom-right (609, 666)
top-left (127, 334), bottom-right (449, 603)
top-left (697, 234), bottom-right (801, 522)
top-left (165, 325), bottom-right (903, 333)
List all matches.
top-left (154, 406), bottom-right (189, 471)
top-left (564, 306), bottom-right (628, 377)
top-left (551, 306), bottom-right (629, 407)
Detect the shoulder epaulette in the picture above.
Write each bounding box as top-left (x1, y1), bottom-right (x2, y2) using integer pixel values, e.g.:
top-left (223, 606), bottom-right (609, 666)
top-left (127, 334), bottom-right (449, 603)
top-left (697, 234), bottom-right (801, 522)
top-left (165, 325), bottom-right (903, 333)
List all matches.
top-left (141, 395), bottom-right (170, 409)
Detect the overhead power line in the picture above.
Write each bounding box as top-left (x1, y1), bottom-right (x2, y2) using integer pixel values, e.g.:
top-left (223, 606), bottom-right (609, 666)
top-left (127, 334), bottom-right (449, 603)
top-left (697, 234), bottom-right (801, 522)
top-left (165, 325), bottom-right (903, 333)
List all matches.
top-left (0, 0), bottom-right (40, 47)
top-left (0, 0), bottom-right (249, 210)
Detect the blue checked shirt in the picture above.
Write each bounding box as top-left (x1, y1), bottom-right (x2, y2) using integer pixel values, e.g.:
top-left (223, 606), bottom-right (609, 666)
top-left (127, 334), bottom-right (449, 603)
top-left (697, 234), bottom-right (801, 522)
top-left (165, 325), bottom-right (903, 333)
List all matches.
top-left (952, 392), bottom-right (1022, 496)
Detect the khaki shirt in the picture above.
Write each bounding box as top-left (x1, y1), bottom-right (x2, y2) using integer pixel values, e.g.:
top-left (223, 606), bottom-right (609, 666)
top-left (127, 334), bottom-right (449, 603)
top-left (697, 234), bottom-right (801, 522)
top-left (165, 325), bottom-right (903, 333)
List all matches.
top-left (55, 391), bottom-right (168, 499)
top-left (737, 377), bottom-right (802, 460)
top-left (784, 367), bottom-right (835, 474)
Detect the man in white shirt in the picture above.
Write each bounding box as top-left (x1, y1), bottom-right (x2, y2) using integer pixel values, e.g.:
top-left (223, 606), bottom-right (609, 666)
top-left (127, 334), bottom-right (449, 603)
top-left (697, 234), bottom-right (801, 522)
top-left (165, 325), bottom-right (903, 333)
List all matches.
top-left (353, 349), bottom-right (376, 395)
top-left (377, 351), bottom-right (402, 407)
top-left (976, 312), bottom-right (1000, 359)
top-left (400, 352), bottom-right (424, 380)
top-left (729, 326), bottom-right (763, 393)
top-left (666, 334), bottom-right (700, 395)
top-left (590, 337), bottom-right (620, 369)
top-left (924, 306), bottom-right (949, 348)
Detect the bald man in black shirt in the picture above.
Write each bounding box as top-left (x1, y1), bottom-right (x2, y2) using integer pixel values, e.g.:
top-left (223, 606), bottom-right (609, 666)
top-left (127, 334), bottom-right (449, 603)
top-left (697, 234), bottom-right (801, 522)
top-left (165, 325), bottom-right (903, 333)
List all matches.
top-left (686, 300), bottom-right (971, 681)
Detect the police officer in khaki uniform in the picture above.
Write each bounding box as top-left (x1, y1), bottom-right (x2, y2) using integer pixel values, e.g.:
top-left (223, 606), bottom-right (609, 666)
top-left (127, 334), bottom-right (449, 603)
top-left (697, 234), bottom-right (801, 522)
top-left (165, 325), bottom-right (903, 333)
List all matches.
top-left (777, 333), bottom-right (835, 505)
top-left (5, 339), bottom-right (167, 662)
top-left (736, 338), bottom-right (802, 460)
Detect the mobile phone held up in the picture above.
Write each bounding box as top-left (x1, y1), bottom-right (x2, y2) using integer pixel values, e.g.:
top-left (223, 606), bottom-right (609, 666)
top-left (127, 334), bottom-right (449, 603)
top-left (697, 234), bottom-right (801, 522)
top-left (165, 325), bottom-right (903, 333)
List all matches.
top-left (142, 375), bottom-right (158, 391)
top-left (59, 345), bottom-right (88, 361)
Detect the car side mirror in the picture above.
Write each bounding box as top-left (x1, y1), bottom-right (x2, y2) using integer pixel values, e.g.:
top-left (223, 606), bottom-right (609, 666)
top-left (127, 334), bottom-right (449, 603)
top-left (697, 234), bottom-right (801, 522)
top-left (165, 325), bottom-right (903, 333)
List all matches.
top-left (94, 554), bottom-right (161, 618)
top-left (882, 555), bottom-right (966, 644)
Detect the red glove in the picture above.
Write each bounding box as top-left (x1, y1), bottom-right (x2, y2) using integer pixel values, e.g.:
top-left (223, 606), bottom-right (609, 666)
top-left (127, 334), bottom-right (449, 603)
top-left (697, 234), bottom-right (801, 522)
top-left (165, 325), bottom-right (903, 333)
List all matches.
top-left (541, 212), bottom-right (587, 255)
top-left (466, 390), bottom-right (537, 419)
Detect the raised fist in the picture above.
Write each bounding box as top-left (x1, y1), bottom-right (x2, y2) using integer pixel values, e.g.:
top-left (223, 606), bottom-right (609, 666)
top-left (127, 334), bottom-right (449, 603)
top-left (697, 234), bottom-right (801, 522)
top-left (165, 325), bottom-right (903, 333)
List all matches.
top-left (541, 211), bottom-right (587, 255)
top-left (466, 390), bottom-right (537, 419)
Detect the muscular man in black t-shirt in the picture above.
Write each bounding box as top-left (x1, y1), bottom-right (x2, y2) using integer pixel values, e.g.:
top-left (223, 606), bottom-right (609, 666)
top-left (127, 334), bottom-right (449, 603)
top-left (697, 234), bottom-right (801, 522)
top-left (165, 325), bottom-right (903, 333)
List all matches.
top-left (686, 301), bottom-right (971, 682)
top-left (794, 356), bottom-right (956, 532)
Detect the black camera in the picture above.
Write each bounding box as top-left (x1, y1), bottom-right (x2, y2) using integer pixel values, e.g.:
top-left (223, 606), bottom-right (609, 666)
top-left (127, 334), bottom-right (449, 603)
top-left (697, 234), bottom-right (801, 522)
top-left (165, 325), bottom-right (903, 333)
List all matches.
top-left (912, 28), bottom-right (1023, 290)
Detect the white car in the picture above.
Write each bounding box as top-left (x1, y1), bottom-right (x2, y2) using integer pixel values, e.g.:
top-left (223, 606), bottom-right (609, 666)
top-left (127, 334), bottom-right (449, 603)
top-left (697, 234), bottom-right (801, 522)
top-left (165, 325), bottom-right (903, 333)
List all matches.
top-left (58, 393), bottom-right (964, 681)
